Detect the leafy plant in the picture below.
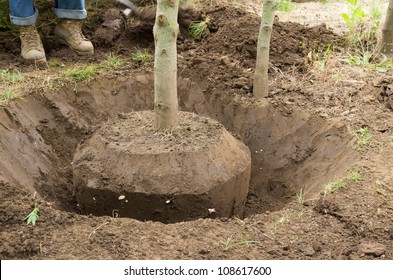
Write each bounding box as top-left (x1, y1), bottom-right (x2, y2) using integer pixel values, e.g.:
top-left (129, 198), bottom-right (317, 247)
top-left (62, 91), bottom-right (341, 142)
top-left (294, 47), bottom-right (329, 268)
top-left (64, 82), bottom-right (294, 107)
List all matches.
top-left (24, 204), bottom-right (39, 226)
top-left (355, 127), bottom-right (372, 146)
top-left (342, 0), bottom-right (366, 28)
top-left (276, 0), bottom-right (294, 12)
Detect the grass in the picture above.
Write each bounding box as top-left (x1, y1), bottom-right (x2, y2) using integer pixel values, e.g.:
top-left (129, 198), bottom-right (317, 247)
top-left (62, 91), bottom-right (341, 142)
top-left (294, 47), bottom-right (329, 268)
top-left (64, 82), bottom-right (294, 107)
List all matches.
top-left (323, 169), bottom-right (363, 195)
top-left (1, 69), bottom-right (23, 83)
top-left (355, 127), bottom-right (372, 146)
top-left (220, 236), bottom-right (259, 251)
top-left (64, 54), bottom-right (125, 81)
top-left (0, 69), bottom-right (24, 106)
top-left (323, 178), bottom-right (346, 195)
top-left (104, 53), bottom-right (125, 68)
top-left (0, 89), bottom-right (21, 106)
top-left (65, 65), bottom-right (100, 81)
top-left (295, 188), bottom-right (305, 204)
top-left (188, 17), bottom-right (210, 39)
top-left (131, 48), bottom-right (152, 62)
top-left (347, 169), bottom-right (363, 182)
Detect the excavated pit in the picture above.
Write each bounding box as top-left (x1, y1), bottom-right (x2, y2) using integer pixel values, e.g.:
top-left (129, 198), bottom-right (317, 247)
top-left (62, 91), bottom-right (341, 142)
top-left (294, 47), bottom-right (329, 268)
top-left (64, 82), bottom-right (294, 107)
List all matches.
top-left (0, 74), bottom-right (357, 222)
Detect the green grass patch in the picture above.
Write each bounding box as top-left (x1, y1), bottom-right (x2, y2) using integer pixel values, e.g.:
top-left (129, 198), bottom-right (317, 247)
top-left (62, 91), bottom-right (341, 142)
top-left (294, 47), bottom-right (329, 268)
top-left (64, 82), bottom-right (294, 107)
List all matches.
top-left (220, 236), bottom-right (259, 251)
top-left (131, 49), bottom-right (152, 62)
top-left (65, 65), bottom-right (100, 81)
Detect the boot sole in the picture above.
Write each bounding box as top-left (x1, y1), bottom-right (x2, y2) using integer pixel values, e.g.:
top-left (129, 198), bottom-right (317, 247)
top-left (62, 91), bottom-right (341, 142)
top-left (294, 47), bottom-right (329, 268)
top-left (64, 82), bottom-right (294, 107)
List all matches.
top-left (56, 36), bottom-right (94, 56)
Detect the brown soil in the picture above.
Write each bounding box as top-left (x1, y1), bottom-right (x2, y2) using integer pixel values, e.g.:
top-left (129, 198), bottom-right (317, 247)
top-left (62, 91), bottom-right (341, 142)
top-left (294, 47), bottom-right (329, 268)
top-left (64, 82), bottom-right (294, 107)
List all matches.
top-left (1, 2), bottom-right (393, 260)
top-left (73, 111), bottom-right (251, 223)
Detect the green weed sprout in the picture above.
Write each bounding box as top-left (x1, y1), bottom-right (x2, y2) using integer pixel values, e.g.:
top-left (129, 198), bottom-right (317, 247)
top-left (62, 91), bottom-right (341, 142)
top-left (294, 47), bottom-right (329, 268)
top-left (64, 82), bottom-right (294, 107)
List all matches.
top-left (24, 204), bottom-right (39, 226)
top-left (355, 127), bottom-right (372, 146)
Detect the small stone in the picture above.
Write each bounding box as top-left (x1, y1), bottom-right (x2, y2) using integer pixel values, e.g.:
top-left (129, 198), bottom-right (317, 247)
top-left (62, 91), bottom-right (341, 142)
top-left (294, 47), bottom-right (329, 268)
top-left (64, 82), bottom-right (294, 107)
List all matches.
top-left (300, 244), bottom-right (316, 256)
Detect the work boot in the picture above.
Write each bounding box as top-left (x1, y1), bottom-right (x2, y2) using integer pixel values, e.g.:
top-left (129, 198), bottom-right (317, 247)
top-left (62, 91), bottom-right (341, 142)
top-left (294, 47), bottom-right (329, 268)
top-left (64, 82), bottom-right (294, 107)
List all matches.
top-left (54, 19), bottom-right (94, 56)
top-left (19, 25), bottom-right (46, 61)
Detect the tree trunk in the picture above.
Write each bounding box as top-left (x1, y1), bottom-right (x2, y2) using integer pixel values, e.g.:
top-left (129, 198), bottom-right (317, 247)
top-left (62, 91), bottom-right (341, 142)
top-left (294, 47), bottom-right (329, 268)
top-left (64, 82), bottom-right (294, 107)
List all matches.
top-left (153, 0), bottom-right (179, 131)
top-left (382, 0), bottom-right (393, 56)
top-left (253, 0), bottom-right (276, 99)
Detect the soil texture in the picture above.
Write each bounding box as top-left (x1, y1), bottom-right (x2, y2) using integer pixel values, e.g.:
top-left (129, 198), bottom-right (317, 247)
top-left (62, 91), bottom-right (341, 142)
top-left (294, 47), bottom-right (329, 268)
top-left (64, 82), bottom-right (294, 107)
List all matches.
top-left (1, 2), bottom-right (393, 260)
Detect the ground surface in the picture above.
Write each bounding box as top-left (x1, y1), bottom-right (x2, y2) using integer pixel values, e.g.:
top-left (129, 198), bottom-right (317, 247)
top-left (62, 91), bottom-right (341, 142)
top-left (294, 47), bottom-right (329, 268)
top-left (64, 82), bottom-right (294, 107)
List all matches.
top-left (1, 0), bottom-right (393, 260)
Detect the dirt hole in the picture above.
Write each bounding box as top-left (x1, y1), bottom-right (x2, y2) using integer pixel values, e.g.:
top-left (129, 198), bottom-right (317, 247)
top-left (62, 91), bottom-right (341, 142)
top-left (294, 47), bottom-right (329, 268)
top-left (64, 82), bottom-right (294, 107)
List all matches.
top-left (0, 74), bottom-right (356, 223)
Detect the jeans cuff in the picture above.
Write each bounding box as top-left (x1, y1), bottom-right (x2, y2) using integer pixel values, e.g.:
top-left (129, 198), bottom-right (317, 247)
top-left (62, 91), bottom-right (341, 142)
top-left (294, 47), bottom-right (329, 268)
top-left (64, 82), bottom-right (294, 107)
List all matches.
top-left (53, 8), bottom-right (87, 20)
top-left (10, 9), bottom-right (39, 26)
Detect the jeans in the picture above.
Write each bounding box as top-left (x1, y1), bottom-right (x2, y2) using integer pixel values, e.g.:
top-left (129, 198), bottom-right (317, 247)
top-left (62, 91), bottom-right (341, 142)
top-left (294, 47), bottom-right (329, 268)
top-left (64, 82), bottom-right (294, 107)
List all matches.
top-left (9, 0), bottom-right (87, 25)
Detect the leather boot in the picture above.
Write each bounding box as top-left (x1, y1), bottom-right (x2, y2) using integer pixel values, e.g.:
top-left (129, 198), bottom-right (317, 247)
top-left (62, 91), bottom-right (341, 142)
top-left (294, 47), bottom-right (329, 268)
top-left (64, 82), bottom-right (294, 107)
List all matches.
top-left (20, 25), bottom-right (46, 61)
top-left (54, 19), bottom-right (94, 56)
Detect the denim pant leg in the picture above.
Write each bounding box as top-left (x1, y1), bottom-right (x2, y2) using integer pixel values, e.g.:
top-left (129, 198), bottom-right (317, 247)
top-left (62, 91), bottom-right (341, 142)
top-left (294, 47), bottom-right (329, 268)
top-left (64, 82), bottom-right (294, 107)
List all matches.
top-left (53, 0), bottom-right (87, 20)
top-left (9, 0), bottom-right (38, 25)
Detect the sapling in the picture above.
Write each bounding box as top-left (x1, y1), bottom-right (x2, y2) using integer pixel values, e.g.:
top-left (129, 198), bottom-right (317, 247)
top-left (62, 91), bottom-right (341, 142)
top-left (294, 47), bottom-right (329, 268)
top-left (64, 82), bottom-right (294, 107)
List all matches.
top-left (24, 203), bottom-right (39, 226)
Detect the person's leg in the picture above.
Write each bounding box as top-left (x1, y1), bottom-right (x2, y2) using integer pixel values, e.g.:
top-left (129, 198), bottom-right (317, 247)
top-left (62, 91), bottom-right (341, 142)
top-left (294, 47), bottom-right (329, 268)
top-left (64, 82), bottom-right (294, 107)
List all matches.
top-left (53, 0), bottom-right (93, 55)
top-left (53, 0), bottom-right (86, 20)
top-left (9, 0), bottom-right (46, 61)
top-left (9, 0), bottom-right (37, 25)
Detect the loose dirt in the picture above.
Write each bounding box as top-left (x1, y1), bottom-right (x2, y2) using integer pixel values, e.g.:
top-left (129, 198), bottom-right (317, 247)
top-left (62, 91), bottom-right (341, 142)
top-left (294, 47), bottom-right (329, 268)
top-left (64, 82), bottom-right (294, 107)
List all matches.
top-left (1, 1), bottom-right (392, 260)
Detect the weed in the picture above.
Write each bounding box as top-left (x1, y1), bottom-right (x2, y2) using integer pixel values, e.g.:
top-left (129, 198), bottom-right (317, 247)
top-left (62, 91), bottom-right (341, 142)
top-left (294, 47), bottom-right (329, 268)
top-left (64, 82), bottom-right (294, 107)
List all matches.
top-left (188, 17), bottom-right (210, 39)
top-left (347, 169), bottom-right (363, 182)
top-left (308, 43), bottom-right (333, 72)
top-left (65, 65), bottom-right (99, 81)
top-left (375, 180), bottom-right (388, 198)
top-left (104, 53), bottom-right (125, 68)
top-left (323, 178), bottom-right (346, 195)
top-left (131, 48), bottom-right (152, 62)
top-left (220, 236), bottom-right (259, 251)
top-left (355, 127), bottom-right (372, 146)
top-left (295, 188), bottom-right (305, 204)
top-left (24, 203), bottom-right (39, 226)
top-left (1, 69), bottom-right (23, 83)
top-left (276, 0), bottom-right (294, 12)
top-left (0, 89), bottom-right (21, 106)
top-left (342, 0), bottom-right (366, 29)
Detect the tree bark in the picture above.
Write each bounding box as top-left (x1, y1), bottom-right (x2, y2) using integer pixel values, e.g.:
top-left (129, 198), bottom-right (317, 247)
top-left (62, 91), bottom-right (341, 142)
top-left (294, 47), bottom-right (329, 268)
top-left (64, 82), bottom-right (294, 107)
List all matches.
top-left (382, 0), bottom-right (393, 56)
top-left (253, 0), bottom-right (276, 99)
top-left (153, 0), bottom-right (179, 131)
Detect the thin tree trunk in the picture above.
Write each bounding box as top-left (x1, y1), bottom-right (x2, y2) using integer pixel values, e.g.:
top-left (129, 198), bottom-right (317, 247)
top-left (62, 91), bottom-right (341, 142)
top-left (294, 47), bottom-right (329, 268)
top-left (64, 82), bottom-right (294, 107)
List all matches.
top-left (253, 0), bottom-right (276, 98)
top-left (153, 0), bottom-right (179, 131)
top-left (382, 0), bottom-right (393, 56)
